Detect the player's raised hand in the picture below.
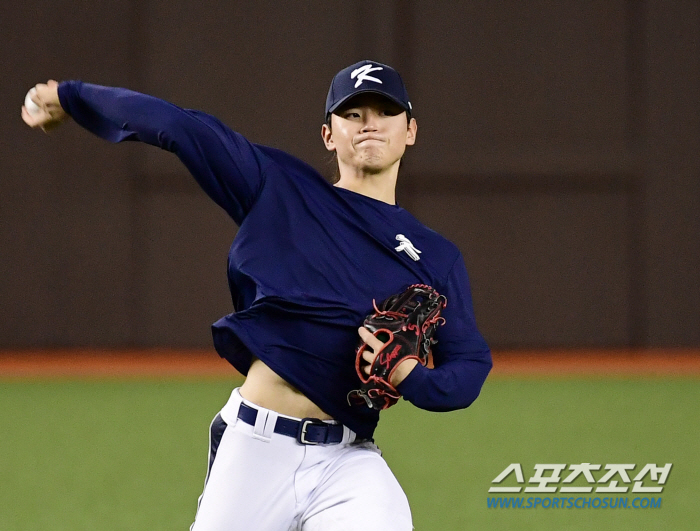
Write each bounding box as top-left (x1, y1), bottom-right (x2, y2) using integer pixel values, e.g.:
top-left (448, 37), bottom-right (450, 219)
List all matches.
top-left (21, 80), bottom-right (68, 132)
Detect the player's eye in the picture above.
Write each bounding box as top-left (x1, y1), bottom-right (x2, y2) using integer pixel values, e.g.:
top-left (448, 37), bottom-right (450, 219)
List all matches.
top-left (344, 111), bottom-right (361, 119)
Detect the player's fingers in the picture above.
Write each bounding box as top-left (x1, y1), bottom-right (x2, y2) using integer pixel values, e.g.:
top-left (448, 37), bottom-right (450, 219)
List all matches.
top-left (362, 351), bottom-right (375, 375)
top-left (35, 82), bottom-right (60, 108)
top-left (358, 327), bottom-right (375, 352)
top-left (29, 88), bottom-right (42, 108)
top-left (21, 105), bottom-right (40, 127)
top-left (32, 83), bottom-right (47, 103)
top-left (22, 102), bottom-right (53, 128)
top-left (358, 327), bottom-right (385, 351)
top-left (21, 105), bottom-right (31, 124)
top-left (29, 87), bottom-right (51, 120)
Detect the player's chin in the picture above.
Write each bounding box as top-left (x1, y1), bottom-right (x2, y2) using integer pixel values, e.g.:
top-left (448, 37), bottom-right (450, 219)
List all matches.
top-left (357, 153), bottom-right (400, 174)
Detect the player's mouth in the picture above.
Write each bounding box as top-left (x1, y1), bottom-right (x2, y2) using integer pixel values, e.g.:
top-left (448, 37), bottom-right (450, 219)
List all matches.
top-left (355, 135), bottom-right (385, 145)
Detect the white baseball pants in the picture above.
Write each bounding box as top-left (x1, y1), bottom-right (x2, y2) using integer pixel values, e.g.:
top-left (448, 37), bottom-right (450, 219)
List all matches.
top-left (190, 388), bottom-right (413, 531)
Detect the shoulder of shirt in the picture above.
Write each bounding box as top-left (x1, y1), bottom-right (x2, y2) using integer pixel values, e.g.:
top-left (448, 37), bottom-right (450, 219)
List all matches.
top-left (402, 209), bottom-right (462, 256)
top-left (252, 143), bottom-right (329, 185)
top-left (397, 210), bottom-right (465, 286)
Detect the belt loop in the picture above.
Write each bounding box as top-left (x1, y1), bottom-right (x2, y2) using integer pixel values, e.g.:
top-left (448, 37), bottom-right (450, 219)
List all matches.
top-left (219, 387), bottom-right (244, 426)
top-left (342, 425), bottom-right (357, 444)
top-left (252, 407), bottom-right (277, 442)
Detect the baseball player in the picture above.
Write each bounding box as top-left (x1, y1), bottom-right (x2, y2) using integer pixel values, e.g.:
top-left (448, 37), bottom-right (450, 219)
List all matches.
top-left (22, 60), bottom-right (492, 530)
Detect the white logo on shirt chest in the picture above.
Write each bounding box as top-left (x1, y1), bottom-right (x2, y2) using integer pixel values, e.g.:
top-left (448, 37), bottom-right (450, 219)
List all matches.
top-left (395, 234), bottom-right (421, 261)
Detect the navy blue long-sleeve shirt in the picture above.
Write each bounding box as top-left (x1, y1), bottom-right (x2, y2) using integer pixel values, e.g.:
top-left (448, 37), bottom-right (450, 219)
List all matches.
top-left (57, 81), bottom-right (492, 439)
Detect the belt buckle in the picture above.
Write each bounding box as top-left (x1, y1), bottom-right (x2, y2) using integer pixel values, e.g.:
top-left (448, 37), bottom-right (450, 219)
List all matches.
top-left (297, 418), bottom-right (327, 445)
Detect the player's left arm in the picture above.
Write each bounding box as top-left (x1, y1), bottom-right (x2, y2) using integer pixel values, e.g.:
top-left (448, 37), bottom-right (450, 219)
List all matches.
top-left (393, 254), bottom-right (492, 411)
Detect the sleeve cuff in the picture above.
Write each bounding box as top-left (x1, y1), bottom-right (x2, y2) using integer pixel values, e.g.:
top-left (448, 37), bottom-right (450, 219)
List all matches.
top-left (396, 362), bottom-right (429, 402)
top-left (57, 80), bottom-right (79, 117)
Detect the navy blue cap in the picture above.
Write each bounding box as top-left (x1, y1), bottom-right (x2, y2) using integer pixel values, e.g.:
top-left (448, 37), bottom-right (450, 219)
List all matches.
top-left (325, 60), bottom-right (412, 122)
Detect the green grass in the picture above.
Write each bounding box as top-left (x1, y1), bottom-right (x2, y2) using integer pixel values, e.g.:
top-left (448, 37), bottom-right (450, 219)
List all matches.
top-left (0, 379), bottom-right (236, 531)
top-left (377, 378), bottom-right (700, 530)
top-left (1, 377), bottom-right (698, 530)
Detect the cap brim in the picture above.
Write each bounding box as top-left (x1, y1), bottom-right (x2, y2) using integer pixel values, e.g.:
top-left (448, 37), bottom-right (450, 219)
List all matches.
top-left (326, 89), bottom-right (410, 120)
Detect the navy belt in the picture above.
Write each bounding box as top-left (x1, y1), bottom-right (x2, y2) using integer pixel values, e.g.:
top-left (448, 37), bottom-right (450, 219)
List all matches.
top-left (237, 402), bottom-right (345, 445)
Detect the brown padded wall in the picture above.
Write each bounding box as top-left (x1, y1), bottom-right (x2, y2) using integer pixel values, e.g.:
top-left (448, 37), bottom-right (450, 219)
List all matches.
top-left (1, 1), bottom-right (698, 348)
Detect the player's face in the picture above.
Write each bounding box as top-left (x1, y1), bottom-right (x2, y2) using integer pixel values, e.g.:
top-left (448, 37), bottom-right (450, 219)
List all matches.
top-left (322, 93), bottom-right (417, 174)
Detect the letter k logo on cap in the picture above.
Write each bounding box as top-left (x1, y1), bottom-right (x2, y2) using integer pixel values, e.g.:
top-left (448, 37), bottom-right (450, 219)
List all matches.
top-left (351, 64), bottom-right (384, 88)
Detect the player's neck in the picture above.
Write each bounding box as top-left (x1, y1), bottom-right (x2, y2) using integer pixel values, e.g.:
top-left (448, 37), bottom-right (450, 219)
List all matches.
top-left (334, 163), bottom-right (399, 205)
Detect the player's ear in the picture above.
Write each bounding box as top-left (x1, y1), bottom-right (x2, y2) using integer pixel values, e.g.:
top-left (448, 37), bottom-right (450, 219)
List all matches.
top-left (405, 117), bottom-right (417, 146)
top-left (321, 122), bottom-right (335, 152)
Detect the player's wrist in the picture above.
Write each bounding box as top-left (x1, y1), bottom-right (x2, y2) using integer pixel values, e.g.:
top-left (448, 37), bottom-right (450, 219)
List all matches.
top-left (390, 358), bottom-right (419, 387)
top-left (395, 361), bottom-right (429, 397)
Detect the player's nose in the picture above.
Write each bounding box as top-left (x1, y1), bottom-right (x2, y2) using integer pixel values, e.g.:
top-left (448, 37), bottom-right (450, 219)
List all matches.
top-left (360, 116), bottom-right (379, 132)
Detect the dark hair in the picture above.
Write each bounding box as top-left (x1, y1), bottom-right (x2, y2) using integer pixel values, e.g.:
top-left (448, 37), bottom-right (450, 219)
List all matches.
top-left (327, 151), bottom-right (341, 184)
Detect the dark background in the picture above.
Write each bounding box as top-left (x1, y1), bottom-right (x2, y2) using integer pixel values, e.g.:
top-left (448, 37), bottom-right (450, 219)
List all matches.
top-left (1, 1), bottom-right (698, 349)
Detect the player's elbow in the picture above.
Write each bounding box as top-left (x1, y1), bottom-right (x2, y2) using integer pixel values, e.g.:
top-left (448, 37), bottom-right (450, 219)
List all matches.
top-left (444, 354), bottom-right (493, 410)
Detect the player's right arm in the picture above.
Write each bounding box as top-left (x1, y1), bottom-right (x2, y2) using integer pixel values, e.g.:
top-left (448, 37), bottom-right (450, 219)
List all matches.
top-left (21, 80), bottom-right (267, 225)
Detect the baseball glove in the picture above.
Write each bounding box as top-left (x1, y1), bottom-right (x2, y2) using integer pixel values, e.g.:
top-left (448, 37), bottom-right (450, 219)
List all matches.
top-left (347, 284), bottom-right (447, 410)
